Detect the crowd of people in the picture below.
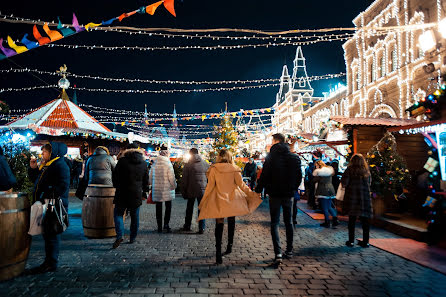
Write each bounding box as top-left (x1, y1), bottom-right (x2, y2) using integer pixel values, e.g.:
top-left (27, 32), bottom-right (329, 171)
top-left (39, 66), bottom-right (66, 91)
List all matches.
top-left (0, 132), bottom-right (373, 273)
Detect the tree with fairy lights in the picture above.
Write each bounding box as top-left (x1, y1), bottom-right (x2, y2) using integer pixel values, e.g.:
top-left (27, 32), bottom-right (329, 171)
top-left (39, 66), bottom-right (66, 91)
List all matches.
top-left (366, 132), bottom-right (411, 212)
top-left (0, 131), bottom-right (35, 196)
top-left (209, 114), bottom-right (239, 163)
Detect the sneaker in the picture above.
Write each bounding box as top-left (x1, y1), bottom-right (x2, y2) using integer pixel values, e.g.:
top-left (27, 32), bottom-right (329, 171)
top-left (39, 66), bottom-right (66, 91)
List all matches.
top-left (345, 241), bottom-right (354, 247)
top-left (284, 251), bottom-right (293, 259)
top-left (320, 221), bottom-right (330, 228)
top-left (129, 239), bottom-right (136, 244)
top-left (163, 225), bottom-right (171, 233)
top-left (272, 254), bottom-right (282, 268)
top-left (112, 238), bottom-right (123, 249)
top-left (198, 229), bottom-right (204, 234)
top-left (357, 240), bottom-right (370, 248)
top-left (179, 226), bottom-right (191, 232)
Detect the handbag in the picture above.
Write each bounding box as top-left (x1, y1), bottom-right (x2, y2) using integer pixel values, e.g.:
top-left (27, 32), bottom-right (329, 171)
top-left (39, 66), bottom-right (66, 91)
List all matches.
top-left (28, 201), bottom-right (44, 236)
top-left (146, 190), bottom-right (155, 204)
top-left (42, 197), bottom-right (69, 236)
top-left (336, 183), bottom-right (345, 201)
top-left (75, 178), bottom-right (88, 200)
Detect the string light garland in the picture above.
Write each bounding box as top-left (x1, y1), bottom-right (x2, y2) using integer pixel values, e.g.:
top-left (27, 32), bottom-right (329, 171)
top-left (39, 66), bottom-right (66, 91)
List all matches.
top-left (0, 68), bottom-right (346, 86)
top-left (46, 35), bottom-right (357, 51)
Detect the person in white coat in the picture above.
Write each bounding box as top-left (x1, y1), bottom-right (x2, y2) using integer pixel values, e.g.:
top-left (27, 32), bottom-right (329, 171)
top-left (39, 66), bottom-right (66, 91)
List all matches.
top-left (149, 146), bottom-right (177, 233)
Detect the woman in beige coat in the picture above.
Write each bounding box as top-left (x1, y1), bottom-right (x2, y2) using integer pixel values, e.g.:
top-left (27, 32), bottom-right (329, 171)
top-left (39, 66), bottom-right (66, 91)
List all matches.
top-left (198, 149), bottom-right (262, 264)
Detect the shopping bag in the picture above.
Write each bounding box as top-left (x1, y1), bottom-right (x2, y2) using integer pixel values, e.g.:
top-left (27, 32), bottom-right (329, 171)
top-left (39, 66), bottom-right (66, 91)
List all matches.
top-left (336, 183), bottom-right (345, 201)
top-left (42, 198), bottom-right (69, 236)
top-left (28, 201), bottom-right (44, 236)
top-left (146, 190), bottom-right (155, 204)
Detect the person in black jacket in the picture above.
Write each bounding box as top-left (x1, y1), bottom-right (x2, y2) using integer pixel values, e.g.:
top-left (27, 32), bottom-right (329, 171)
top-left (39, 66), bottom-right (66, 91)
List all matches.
top-left (255, 133), bottom-right (301, 266)
top-left (28, 142), bottom-right (70, 274)
top-left (112, 143), bottom-right (149, 248)
top-left (0, 146), bottom-right (16, 191)
top-left (243, 158), bottom-right (257, 190)
top-left (84, 146), bottom-right (116, 186)
top-left (180, 148), bottom-right (209, 233)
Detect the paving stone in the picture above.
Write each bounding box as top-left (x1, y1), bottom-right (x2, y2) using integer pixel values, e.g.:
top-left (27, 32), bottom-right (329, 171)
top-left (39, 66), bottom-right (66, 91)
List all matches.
top-left (0, 197), bottom-right (444, 297)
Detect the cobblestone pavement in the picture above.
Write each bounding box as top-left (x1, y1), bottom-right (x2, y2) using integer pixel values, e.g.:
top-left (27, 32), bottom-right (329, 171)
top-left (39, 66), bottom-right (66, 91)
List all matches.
top-left (1, 196), bottom-right (446, 297)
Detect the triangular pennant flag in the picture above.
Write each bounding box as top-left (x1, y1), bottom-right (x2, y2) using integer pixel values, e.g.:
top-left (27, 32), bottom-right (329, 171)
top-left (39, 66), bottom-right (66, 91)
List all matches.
top-left (43, 23), bottom-right (63, 41)
top-left (21, 34), bottom-right (39, 49)
top-left (72, 13), bottom-right (84, 32)
top-left (146, 0), bottom-right (164, 15)
top-left (0, 38), bottom-right (16, 57)
top-left (118, 10), bottom-right (138, 22)
top-left (7, 36), bottom-right (28, 54)
top-left (163, 0), bottom-right (176, 17)
top-left (33, 25), bottom-right (51, 45)
top-left (102, 18), bottom-right (117, 25)
top-left (85, 22), bottom-right (101, 31)
top-left (57, 17), bottom-right (75, 37)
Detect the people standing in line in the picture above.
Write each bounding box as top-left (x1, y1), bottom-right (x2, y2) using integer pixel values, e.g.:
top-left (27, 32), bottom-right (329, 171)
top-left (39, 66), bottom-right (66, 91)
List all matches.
top-left (313, 160), bottom-right (338, 228)
top-left (255, 133), bottom-right (301, 266)
top-left (243, 158), bottom-right (257, 190)
top-left (112, 143), bottom-right (149, 248)
top-left (83, 146), bottom-right (116, 186)
top-left (28, 142), bottom-right (70, 273)
top-left (150, 145), bottom-right (176, 233)
top-left (198, 149), bottom-right (262, 264)
top-left (341, 154), bottom-right (372, 248)
top-left (180, 148), bottom-right (209, 234)
top-left (0, 146), bottom-right (16, 191)
top-left (71, 156), bottom-right (83, 189)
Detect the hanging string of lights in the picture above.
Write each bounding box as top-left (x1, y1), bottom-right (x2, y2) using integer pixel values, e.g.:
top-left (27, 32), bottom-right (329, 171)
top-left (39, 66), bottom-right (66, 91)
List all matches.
top-left (0, 68), bottom-right (346, 85)
top-left (46, 34), bottom-right (355, 51)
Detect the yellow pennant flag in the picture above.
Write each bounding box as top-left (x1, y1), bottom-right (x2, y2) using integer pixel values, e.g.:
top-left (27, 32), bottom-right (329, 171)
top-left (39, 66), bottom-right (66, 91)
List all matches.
top-left (7, 36), bottom-right (28, 54)
top-left (232, 112), bottom-right (236, 117)
top-left (85, 22), bottom-right (101, 31)
top-left (146, 0), bottom-right (164, 15)
top-left (121, 122), bottom-right (125, 126)
top-left (249, 110), bottom-right (254, 115)
top-left (202, 115), bottom-right (206, 121)
top-left (266, 108), bottom-right (271, 112)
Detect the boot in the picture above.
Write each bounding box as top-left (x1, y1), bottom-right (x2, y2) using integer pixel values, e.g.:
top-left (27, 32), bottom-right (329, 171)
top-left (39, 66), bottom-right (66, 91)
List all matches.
top-left (215, 223), bottom-right (224, 264)
top-left (332, 217), bottom-right (339, 227)
top-left (320, 220), bottom-right (330, 228)
top-left (224, 218), bottom-right (235, 255)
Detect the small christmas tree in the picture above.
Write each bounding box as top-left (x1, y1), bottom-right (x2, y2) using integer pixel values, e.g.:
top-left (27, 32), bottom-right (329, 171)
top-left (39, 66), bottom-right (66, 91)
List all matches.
top-left (209, 114), bottom-right (239, 163)
top-left (366, 132), bottom-right (411, 211)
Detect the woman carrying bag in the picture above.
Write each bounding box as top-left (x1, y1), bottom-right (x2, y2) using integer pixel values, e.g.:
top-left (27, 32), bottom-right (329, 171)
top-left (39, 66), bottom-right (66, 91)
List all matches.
top-left (313, 160), bottom-right (339, 228)
top-left (198, 149), bottom-right (262, 264)
top-left (341, 154), bottom-right (372, 248)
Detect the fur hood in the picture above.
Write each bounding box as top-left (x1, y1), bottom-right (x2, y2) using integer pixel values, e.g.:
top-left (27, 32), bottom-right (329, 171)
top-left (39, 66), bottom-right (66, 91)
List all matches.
top-left (313, 166), bottom-right (334, 177)
top-left (123, 148), bottom-right (145, 164)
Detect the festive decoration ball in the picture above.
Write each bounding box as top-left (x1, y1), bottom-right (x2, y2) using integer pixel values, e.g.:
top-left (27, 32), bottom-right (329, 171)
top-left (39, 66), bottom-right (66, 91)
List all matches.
top-left (428, 150), bottom-right (433, 155)
top-left (371, 155), bottom-right (375, 158)
top-left (58, 77), bottom-right (70, 89)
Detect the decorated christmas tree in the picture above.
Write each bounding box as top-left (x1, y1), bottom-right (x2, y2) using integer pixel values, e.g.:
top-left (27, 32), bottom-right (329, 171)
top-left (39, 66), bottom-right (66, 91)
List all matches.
top-left (209, 114), bottom-right (239, 163)
top-left (366, 132), bottom-right (411, 211)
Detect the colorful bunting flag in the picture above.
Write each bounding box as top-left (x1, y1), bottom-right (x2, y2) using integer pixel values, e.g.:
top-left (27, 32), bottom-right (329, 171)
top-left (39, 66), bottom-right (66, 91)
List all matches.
top-left (6, 36), bottom-right (27, 54)
top-left (146, 0), bottom-right (164, 15)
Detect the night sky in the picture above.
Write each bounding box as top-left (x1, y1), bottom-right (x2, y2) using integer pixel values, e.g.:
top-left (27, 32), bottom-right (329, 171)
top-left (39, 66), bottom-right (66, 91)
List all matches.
top-left (0, 0), bottom-right (371, 118)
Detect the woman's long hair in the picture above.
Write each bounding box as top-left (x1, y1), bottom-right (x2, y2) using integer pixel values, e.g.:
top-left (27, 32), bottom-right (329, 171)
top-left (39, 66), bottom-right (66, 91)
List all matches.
top-left (216, 149), bottom-right (233, 164)
top-left (347, 154), bottom-right (370, 177)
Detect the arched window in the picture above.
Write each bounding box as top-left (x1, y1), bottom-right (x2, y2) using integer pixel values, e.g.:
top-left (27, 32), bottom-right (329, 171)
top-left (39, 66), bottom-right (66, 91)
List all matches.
top-left (298, 77), bottom-right (305, 88)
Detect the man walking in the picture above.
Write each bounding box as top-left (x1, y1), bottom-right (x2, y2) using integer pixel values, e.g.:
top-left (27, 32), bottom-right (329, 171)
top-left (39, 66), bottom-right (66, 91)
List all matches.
top-left (243, 158), bottom-right (257, 190)
top-left (255, 133), bottom-right (301, 266)
top-left (112, 143), bottom-right (149, 248)
top-left (180, 148), bottom-right (209, 233)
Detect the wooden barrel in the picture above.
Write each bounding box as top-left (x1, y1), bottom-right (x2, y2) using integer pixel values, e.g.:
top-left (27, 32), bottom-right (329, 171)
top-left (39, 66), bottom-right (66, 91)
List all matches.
top-left (0, 192), bottom-right (31, 281)
top-left (82, 185), bottom-right (116, 238)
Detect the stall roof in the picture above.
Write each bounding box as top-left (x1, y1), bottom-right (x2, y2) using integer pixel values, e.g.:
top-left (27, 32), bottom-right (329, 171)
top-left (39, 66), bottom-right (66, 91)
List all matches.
top-left (331, 116), bottom-right (417, 127)
top-left (387, 119), bottom-right (446, 132)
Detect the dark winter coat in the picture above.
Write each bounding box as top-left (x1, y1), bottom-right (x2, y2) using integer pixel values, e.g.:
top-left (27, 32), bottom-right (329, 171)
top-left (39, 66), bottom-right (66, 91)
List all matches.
top-left (84, 147), bottom-right (116, 186)
top-left (341, 167), bottom-right (373, 218)
top-left (112, 148), bottom-right (149, 209)
top-left (181, 154), bottom-right (209, 199)
top-left (29, 142), bottom-right (71, 203)
top-left (243, 162), bottom-right (257, 179)
top-left (255, 142), bottom-right (302, 198)
top-left (0, 155), bottom-right (16, 191)
top-left (72, 158), bottom-right (83, 177)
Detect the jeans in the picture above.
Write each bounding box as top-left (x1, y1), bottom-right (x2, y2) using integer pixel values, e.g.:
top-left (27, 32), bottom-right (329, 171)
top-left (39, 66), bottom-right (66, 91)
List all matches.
top-left (43, 197), bottom-right (68, 268)
top-left (185, 197), bottom-right (205, 230)
top-left (319, 198), bottom-right (337, 221)
top-left (292, 191), bottom-right (300, 224)
top-left (114, 206), bottom-right (140, 241)
top-left (269, 197), bottom-right (294, 256)
top-left (348, 216), bottom-right (370, 243)
top-left (156, 201), bottom-right (172, 228)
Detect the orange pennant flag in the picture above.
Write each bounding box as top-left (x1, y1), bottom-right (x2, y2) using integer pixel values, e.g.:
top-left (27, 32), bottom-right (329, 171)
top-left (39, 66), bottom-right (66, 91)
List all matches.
top-left (146, 1), bottom-right (164, 15)
top-left (43, 23), bottom-right (63, 41)
top-left (118, 10), bottom-right (137, 22)
top-left (163, 0), bottom-right (176, 17)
